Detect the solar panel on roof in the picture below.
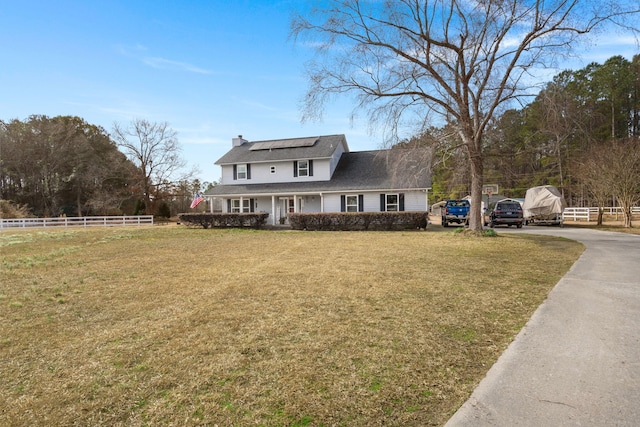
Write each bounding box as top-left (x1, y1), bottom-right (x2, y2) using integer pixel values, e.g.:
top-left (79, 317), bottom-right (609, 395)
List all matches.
top-left (249, 137), bottom-right (318, 151)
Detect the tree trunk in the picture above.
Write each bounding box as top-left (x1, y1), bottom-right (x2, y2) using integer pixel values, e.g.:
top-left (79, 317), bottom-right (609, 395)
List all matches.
top-left (466, 135), bottom-right (484, 231)
top-left (76, 192), bottom-right (83, 217)
top-left (597, 207), bottom-right (604, 226)
top-left (623, 206), bottom-right (632, 228)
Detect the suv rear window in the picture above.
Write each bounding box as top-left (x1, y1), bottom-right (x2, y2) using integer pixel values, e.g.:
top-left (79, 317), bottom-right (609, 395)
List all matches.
top-left (496, 202), bottom-right (521, 210)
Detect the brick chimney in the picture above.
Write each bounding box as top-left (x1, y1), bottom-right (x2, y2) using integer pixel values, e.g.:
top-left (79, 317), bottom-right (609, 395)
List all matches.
top-left (232, 135), bottom-right (247, 147)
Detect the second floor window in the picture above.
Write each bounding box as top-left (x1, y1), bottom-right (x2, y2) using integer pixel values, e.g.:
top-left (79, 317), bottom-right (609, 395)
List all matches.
top-left (237, 164), bottom-right (247, 180)
top-left (293, 160), bottom-right (313, 177)
top-left (233, 164), bottom-right (250, 180)
top-left (298, 160), bottom-right (309, 177)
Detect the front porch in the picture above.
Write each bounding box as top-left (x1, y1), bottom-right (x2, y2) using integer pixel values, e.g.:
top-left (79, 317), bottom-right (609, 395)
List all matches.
top-left (211, 193), bottom-right (324, 226)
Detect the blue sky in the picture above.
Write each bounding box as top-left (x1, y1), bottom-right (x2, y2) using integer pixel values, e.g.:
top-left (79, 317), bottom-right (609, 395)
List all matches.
top-left (1, 1), bottom-right (638, 184)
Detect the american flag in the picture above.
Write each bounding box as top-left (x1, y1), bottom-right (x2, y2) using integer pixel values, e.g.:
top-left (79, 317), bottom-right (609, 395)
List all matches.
top-left (190, 193), bottom-right (205, 209)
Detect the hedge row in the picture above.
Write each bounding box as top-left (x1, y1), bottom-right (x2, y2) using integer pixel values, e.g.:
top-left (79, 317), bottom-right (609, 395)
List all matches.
top-left (288, 211), bottom-right (428, 231)
top-left (178, 213), bottom-right (269, 229)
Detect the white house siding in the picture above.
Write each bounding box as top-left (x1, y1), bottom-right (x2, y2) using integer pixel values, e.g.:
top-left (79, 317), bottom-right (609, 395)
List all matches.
top-left (403, 190), bottom-right (429, 211)
top-left (323, 190), bottom-right (428, 213)
top-left (220, 158), bottom-right (333, 185)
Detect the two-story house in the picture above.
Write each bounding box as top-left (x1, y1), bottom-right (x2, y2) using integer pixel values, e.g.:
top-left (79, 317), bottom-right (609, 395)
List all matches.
top-left (203, 134), bottom-right (432, 226)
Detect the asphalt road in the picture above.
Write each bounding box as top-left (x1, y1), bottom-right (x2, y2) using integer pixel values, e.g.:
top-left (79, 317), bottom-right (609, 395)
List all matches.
top-left (445, 226), bottom-right (640, 426)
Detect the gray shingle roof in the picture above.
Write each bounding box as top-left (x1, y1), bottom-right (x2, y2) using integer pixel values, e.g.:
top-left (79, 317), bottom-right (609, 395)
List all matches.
top-left (215, 134), bottom-right (349, 165)
top-left (205, 148), bottom-right (432, 197)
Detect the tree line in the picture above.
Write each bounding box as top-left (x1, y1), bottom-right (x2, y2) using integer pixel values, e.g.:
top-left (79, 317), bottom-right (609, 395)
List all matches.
top-left (1, 56), bottom-right (638, 225)
top-left (414, 55), bottom-right (640, 226)
top-left (0, 116), bottom-right (209, 218)
top-left (292, 0), bottom-right (640, 230)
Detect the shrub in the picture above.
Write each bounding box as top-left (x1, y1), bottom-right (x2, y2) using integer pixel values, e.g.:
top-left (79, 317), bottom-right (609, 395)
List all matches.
top-left (0, 200), bottom-right (32, 219)
top-left (178, 213), bottom-right (269, 229)
top-left (288, 212), bottom-right (428, 231)
top-left (157, 202), bottom-right (171, 218)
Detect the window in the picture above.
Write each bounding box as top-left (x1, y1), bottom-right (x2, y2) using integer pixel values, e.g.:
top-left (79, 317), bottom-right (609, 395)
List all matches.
top-left (341, 194), bottom-right (364, 212)
top-left (236, 164), bottom-right (247, 180)
top-left (346, 195), bottom-right (359, 212)
top-left (298, 160), bottom-right (309, 177)
top-left (380, 193), bottom-right (404, 211)
top-left (270, 166), bottom-right (276, 174)
top-left (386, 194), bottom-right (399, 211)
top-left (233, 164), bottom-right (250, 180)
top-left (229, 199), bottom-right (254, 213)
top-left (293, 160), bottom-right (313, 177)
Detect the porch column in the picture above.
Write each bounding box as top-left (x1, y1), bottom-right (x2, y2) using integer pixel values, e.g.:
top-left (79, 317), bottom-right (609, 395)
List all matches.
top-left (293, 194), bottom-right (298, 213)
top-left (425, 189), bottom-right (429, 211)
top-left (271, 195), bottom-right (276, 225)
top-left (320, 193), bottom-right (324, 212)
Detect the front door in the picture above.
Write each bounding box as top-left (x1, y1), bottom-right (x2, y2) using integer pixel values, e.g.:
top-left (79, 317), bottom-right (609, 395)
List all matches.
top-left (278, 197), bottom-right (296, 224)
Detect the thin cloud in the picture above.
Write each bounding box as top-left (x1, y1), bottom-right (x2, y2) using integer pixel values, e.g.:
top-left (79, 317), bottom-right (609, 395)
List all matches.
top-left (116, 44), bottom-right (213, 75)
top-left (142, 56), bottom-right (212, 75)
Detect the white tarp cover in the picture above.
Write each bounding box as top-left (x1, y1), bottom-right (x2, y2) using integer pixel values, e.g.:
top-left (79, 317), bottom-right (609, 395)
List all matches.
top-left (523, 185), bottom-right (567, 218)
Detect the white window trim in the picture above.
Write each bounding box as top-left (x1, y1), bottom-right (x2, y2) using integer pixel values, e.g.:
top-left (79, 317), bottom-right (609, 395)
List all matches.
top-left (297, 160), bottom-right (309, 177)
top-left (346, 195), bottom-right (359, 212)
top-left (386, 193), bottom-right (399, 211)
top-left (237, 164), bottom-right (247, 180)
top-left (230, 198), bottom-right (251, 213)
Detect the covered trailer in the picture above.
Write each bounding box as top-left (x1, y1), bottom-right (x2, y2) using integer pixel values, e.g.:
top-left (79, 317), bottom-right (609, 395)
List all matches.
top-left (523, 185), bottom-right (567, 226)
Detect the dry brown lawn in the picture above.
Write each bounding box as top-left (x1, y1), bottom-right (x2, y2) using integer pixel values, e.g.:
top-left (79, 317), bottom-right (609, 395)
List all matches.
top-left (0, 226), bottom-right (583, 426)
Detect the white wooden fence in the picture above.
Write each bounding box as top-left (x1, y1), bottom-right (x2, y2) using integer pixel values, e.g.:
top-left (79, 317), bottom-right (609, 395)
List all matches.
top-left (562, 207), bottom-right (640, 222)
top-left (0, 216), bottom-right (154, 230)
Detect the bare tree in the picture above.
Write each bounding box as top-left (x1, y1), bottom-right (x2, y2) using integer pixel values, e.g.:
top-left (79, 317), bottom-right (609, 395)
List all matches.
top-left (576, 138), bottom-right (640, 227)
top-left (112, 119), bottom-right (187, 214)
top-left (609, 138), bottom-right (640, 228)
top-left (292, 0), bottom-right (639, 231)
top-left (574, 147), bottom-right (614, 225)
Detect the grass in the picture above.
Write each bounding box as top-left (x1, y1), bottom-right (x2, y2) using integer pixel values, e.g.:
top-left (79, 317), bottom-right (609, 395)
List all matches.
top-left (0, 226), bottom-right (584, 426)
top-left (561, 220), bottom-right (640, 235)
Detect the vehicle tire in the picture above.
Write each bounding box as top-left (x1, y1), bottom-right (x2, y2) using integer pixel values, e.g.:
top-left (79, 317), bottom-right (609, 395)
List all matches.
top-left (517, 223), bottom-right (523, 229)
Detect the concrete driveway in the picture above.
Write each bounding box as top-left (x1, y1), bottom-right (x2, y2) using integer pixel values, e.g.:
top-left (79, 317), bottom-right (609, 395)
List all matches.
top-left (446, 227), bottom-right (640, 426)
